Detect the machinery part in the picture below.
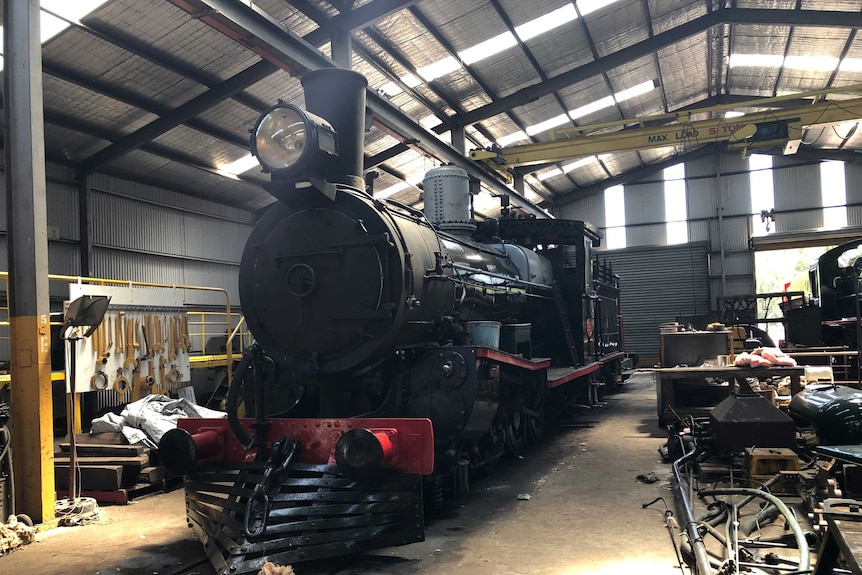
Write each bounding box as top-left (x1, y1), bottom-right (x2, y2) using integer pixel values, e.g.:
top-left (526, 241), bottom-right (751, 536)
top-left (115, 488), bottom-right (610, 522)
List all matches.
top-left (228, 347), bottom-right (256, 450)
top-left (113, 369), bottom-right (130, 396)
top-left (789, 384), bottom-right (862, 445)
top-left (243, 437), bottom-right (299, 538)
top-left (469, 92), bottom-right (862, 175)
top-left (185, 459), bottom-right (423, 575)
top-left (699, 487), bottom-right (811, 572)
top-left (672, 442), bottom-right (713, 575)
top-left (90, 370), bottom-right (109, 391)
top-left (422, 166), bottom-right (476, 235)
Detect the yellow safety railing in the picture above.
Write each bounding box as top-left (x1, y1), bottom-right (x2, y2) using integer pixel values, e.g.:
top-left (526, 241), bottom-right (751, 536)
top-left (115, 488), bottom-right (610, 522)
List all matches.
top-left (0, 272), bottom-right (237, 386)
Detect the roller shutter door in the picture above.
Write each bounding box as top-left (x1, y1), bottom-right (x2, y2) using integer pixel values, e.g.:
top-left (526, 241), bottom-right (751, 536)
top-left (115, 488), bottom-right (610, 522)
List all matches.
top-left (600, 242), bottom-right (710, 363)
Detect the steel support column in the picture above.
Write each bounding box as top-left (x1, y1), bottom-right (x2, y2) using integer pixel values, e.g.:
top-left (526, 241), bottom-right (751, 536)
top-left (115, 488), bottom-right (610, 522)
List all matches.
top-left (3, 0), bottom-right (55, 523)
top-left (451, 125), bottom-right (466, 154)
top-left (331, 28), bottom-right (352, 68)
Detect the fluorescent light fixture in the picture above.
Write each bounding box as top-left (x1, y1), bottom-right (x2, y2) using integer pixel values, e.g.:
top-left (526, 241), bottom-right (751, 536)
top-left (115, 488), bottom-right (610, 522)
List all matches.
top-left (562, 156), bottom-right (596, 172)
top-left (459, 32), bottom-right (518, 65)
top-left (401, 74), bottom-right (422, 88)
top-left (526, 114), bottom-right (570, 136)
top-left (218, 155), bottom-right (260, 175)
top-left (375, 182), bottom-right (409, 199)
top-left (406, 173), bottom-right (425, 186)
top-left (577, 0), bottom-right (622, 17)
top-left (784, 55), bottom-right (839, 71)
top-left (728, 53), bottom-right (785, 68)
top-left (417, 57), bottom-right (461, 82)
top-left (614, 80), bottom-right (655, 102)
top-left (515, 4), bottom-right (578, 42)
top-left (725, 111), bottom-right (745, 118)
top-left (569, 95), bottom-right (615, 120)
top-left (379, 81), bottom-right (403, 97)
top-left (536, 167), bottom-right (564, 181)
top-left (497, 131), bottom-right (530, 146)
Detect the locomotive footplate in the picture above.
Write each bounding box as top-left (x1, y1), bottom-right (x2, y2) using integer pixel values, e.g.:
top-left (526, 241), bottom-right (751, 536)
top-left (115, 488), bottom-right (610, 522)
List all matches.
top-left (185, 460), bottom-right (424, 575)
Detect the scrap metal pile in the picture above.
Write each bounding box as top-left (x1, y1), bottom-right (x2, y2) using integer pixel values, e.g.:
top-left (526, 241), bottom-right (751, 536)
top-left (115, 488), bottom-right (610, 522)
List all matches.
top-left (660, 383), bottom-right (862, 574)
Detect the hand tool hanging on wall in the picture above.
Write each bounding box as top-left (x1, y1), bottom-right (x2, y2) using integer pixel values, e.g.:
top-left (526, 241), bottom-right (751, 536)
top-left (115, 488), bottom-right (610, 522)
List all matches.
top-left (124, 317), bottom-right (137, 371)
top-left (169, 316), bottom-right (178, 361)
top-left (179, 314), bottom-right (190, 353)
top-left (92, 322), bottom-right (101, 365)
top-left (106, 313), bottom-right (113, 354)
top-left (159, 355), bottom-right (168, 394)
top-left (99, 317), bottom-right (110, 362)
top-left (154, 315), bottom-right (164, 354)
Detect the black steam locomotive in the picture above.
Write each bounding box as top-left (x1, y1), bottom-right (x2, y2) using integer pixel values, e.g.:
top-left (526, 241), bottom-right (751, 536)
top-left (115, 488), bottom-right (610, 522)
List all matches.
top-left (782, 239), bottom-right (862, 377)
top-left (159, 69), bottom-right (625, 574)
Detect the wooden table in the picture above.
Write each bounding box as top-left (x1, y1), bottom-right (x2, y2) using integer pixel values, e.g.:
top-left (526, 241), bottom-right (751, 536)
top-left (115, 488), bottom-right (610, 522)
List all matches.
top-left (654, 365), bottom-right (804, 426)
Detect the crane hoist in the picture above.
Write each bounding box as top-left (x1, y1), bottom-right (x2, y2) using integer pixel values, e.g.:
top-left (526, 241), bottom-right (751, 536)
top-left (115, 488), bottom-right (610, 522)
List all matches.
top-left (469, 86), bottom-right (862, 184)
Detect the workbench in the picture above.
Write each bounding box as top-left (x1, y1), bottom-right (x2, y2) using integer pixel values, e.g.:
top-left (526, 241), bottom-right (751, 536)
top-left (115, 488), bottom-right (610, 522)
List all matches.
top-left (655, 365), bottom-right (804, 426)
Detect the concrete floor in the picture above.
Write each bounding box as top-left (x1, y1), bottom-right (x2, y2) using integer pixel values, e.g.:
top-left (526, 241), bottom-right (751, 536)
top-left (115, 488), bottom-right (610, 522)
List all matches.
top-left (0, 371), bottom-right (680, 575)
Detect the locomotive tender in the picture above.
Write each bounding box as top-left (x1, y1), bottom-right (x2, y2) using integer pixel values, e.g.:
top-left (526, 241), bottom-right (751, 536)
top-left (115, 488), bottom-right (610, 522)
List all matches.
top-left (159, 68), bottom-right (625, 574)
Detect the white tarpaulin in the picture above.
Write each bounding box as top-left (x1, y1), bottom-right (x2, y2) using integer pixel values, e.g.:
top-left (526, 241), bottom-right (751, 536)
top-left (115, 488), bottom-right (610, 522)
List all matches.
top-left (90, 394), bottom-right (225, 448)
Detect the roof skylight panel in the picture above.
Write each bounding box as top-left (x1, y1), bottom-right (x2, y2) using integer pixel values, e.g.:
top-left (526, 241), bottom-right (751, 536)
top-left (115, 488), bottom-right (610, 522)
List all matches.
top-left (577, 0), bottom-right (623, 17)
top-left (458, 31), bottom-right (518, 65)
top-left (783, 55), bottom-right (839, 71)
top-left (375, 182), bottom-right (409, 199)
top-left (497, 131), bottom-right (530, 146)
top-left (728, 54), bottom-right (786, 67)
top-left (416, 56), bottom-right (462, 82)
top-left (526, 114), bottom-right (571, 136)
top-left (218, 155), bottom-right (260, 176)
top-left (536, 167), bottom-right (564, 180)
top-left (514, 4), bottom-right (578, 42)
top-left (568, 96), bottom-right (616, 120)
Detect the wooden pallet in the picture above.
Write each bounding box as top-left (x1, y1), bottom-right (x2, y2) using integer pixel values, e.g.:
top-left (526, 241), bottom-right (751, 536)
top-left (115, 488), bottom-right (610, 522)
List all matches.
top-left (56, 476), bottom-right (183, 505)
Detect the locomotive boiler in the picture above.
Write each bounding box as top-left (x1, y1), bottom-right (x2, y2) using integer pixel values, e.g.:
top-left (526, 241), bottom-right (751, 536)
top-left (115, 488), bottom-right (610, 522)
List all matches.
top-left (159, 68), bottom-right (624, 574)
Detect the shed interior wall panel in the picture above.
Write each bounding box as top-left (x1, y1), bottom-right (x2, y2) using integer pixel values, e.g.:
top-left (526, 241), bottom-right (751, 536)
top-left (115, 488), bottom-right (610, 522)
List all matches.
top-left (601, 243), bottom-right (710, 361)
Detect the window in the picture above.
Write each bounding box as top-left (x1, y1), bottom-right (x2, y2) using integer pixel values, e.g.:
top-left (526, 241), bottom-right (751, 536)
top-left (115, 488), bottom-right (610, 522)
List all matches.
top-left (604, 185), bottom-right (626, 249)
top-left (664, 164), bottom-right (688, 244)
top-left (821, 160), bottom-right (847, 229)
top-left (749, 154), bottom-right (775, 237)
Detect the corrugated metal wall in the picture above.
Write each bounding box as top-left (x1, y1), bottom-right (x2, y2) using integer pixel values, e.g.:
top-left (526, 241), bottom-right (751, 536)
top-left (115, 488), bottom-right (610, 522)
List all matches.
top-left (844, 163), bottom-right (862, 227)
top-left (601, 243), bottom-right (710, 362)
top-left (0, 160), bottom-right (255, 314)
top-left (555, 153), bottom-right (841, 314)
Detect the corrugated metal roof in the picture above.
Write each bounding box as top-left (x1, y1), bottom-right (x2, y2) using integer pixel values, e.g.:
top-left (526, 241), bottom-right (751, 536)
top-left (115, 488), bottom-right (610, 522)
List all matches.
top-left (3, 0), bottom-right (860, 214)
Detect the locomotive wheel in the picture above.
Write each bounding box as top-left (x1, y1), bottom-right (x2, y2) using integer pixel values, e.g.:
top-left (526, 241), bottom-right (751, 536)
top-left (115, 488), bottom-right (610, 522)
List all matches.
top-left (504, 410), bottom-right (525, 453)
top-left (526, 404), bottom-right (545, 443)
top-left (525, 384), bottom-right (545, 443)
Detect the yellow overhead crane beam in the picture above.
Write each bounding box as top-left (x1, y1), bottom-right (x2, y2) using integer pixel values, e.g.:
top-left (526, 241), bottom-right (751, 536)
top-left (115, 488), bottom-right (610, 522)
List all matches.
top-left (470, 86), bottom-right (862, 183)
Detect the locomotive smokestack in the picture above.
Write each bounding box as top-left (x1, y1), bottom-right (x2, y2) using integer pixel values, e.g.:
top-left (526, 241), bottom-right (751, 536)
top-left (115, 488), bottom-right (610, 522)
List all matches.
top-left (301, 69), bottom-right (367, 190)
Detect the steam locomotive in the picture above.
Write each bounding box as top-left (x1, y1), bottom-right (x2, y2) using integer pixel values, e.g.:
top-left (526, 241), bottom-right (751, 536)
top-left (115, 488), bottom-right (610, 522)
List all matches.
top-left (159, 68), bottom-right (625, 575)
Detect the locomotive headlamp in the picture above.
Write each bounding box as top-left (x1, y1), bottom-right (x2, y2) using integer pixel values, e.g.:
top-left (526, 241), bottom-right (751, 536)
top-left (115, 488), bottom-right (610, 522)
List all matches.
top-left (251, 103), bottom-right (338, 174)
